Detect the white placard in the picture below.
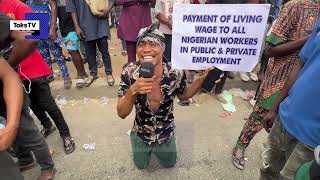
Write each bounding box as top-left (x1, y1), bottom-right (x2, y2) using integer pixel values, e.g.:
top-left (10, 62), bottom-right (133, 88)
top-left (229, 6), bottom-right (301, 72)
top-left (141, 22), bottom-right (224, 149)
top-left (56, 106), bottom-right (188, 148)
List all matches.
top-left (171, 4), bottom-right (270, 72)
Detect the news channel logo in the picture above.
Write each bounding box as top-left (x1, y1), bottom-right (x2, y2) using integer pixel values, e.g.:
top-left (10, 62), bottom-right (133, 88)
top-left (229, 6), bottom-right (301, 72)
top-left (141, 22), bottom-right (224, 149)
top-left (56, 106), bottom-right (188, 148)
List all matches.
top-left (9, 13), bottom-right (49, 40)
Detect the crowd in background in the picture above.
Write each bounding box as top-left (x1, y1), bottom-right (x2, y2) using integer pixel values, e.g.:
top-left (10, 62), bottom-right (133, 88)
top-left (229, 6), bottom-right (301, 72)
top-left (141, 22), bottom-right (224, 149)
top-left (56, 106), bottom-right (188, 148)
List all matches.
top-left (0, 0), bottom-right (319, 180)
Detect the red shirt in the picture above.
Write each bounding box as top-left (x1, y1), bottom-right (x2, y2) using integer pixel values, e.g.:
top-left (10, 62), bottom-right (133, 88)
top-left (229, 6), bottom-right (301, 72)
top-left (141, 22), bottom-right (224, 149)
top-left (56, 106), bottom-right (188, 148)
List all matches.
top-left (0, 0), bottom-right (51, 80)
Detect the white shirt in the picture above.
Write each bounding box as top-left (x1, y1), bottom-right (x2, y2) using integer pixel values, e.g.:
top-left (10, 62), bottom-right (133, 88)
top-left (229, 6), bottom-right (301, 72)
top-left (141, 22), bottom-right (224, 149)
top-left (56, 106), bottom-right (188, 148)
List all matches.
top-left (155, 0), bottom-right (190, 35)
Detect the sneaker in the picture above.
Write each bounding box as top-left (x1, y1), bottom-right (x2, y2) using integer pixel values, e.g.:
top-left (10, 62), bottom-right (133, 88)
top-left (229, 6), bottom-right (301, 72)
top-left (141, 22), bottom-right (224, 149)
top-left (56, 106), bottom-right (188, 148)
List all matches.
top-left (40, 126), bottom-right (57, 138)
top-left (62, 136), bottom-right (75, 154)
top-left (249, 72), bottom-right (259, 82)
top-left (239, 72), bottom-right (250, 82)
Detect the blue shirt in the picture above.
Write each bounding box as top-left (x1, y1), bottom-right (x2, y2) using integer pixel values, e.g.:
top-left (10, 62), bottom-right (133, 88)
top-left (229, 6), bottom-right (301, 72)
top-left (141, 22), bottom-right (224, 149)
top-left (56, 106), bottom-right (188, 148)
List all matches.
top-left (279, 20), bottom-right (320, 148)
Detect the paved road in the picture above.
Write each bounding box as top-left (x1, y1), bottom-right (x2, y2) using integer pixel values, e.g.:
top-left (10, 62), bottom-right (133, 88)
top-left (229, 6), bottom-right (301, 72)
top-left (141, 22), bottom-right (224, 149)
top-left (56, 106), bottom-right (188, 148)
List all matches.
top-left (22, 78), bottom-right (267, 180)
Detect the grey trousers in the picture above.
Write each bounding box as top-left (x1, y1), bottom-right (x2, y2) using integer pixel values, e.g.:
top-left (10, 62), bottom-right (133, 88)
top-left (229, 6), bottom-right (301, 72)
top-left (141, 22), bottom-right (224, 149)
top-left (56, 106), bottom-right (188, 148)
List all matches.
top-left (259, 116), bottom-right (314, 180)
top-left (0, 152), bottom-right (24, 180)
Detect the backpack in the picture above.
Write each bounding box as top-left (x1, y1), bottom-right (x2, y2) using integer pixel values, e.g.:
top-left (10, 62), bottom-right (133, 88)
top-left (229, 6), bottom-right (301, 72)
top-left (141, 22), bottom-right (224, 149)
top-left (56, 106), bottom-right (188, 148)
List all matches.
top-left (85, 0), bottom-right (108, 16)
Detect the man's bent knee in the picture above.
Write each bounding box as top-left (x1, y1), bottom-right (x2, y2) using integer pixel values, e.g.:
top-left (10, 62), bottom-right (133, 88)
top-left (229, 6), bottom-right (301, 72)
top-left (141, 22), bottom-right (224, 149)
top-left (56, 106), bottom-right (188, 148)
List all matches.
top-left (160, 160), bottom-right (177, 168)
top-left (133, 159), bottom-right (149, 169)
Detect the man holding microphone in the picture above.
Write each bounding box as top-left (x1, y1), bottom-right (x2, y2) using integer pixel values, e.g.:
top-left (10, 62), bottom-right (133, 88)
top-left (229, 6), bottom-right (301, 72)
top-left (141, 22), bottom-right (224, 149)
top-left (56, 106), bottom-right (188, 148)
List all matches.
top-left (117, 23), bottom-right (213, 169)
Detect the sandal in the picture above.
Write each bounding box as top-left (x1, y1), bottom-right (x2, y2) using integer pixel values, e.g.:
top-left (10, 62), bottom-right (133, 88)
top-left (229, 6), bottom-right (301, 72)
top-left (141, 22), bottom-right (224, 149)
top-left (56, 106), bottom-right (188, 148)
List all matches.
top-left (41, 126), bottom-right (57, 138)
top-left (232, 147), bottom-right (245, 170)
top-left (107, 75), bottom-right (115, 86)
top-left (85, 75), bottom-right (98, 87)
top-left (65, 56), bottom-right (72, 62)
top-left (46, 76), bottom-right (55, 83)
top-left (62, 136), bottom-right (75, 154)
top-left (64, 78), bottom-right (72, 89)
top-left (75, 78), bottom-right (86, 88)
top-left (178, 100), bottom-right (190, 106)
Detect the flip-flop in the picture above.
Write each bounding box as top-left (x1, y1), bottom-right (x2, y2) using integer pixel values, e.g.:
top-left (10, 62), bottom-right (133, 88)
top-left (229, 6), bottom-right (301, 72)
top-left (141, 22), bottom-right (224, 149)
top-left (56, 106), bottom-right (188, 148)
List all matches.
top-left (219, 111), bottom-right (233, 118)
top-left (232, 147), bottom-right (245, 170)
top-left (178, 100), bottom-right (190, 106)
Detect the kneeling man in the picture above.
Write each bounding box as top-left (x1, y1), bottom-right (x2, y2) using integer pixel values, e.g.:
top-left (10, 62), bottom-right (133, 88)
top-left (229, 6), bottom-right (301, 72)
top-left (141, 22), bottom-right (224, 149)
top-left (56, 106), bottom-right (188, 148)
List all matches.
top-left (117, 23), bottom-right (213, 169)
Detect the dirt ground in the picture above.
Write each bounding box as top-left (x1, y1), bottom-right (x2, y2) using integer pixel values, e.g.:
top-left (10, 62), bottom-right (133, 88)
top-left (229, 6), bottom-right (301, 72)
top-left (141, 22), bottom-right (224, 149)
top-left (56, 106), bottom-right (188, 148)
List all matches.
top-left (21, 29), bottom-right (267, 180)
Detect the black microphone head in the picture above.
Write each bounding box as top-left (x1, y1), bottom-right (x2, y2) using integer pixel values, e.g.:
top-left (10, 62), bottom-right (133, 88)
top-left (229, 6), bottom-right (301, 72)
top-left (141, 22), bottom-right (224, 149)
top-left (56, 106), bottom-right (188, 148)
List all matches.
top-left (139, 62), bottom-right (155, 78)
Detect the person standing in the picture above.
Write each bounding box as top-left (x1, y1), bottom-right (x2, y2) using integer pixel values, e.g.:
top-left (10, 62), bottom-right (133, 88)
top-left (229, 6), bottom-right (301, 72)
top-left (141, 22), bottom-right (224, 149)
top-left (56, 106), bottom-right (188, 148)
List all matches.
top-left (0, 6), bottom-right (56, 179)
top-left (0, 55), bottom-right (24, 180)
top-left (54, 0), bottom-right (90, 88)
top-left (23, 0), bottom-right (72, 89)
top-left (260, 19), bottom-right (320, 180)
top-left (232, 0), bottom-right (320, 170)
top-left (0, 13), bottom-right (24, 180)
top-left (67, 0), bottom-right (115, 86)
top-left (0, 0), bottom-right (76, 155)
top-left (155, 0), bottom-right (190, 63)
top-left (117, 0), bottom-right (152, 63)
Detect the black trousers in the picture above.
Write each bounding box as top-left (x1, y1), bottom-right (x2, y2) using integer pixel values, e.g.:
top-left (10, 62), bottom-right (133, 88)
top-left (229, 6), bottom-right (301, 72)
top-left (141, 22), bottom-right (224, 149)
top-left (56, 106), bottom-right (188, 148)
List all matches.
top-left (0, 92), bottom-right (54, 171)
top-left (85, 36), bottom-right (113, 76)
top-left (23, 77), bottom-right (70, 137)
top-left (163, 34), bottom-right (172, 63)
top-left (0, 152), bottom-right (24, 180)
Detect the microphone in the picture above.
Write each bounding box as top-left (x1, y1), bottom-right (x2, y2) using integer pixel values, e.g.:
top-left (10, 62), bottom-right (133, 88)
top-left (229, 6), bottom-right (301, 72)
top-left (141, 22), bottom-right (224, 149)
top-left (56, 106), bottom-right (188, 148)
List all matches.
top-left (139, 57), bottom-right (155, 78)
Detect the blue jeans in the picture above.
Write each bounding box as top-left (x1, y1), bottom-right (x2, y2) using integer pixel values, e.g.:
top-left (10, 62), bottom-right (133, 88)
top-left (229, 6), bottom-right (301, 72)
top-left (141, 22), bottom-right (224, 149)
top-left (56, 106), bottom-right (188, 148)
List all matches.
top-left (84, 36), bottom-right (113, 76)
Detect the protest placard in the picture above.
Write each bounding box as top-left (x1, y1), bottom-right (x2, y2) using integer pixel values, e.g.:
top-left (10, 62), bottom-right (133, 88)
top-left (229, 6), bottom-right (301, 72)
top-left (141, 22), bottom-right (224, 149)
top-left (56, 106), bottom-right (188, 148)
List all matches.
top-left (171, 4), bottom-right (270, 72)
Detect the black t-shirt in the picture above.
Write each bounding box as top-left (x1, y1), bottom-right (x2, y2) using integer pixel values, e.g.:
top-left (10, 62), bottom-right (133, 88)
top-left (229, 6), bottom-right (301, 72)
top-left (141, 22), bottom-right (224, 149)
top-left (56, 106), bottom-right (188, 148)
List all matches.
top-left (57, 5), bottom-right (75, 37)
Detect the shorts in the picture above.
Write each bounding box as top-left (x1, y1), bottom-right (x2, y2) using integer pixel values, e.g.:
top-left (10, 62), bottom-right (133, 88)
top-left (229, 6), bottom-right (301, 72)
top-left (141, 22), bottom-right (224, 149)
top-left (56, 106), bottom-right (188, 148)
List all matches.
top-left (63, 31), bottom-right (80, 51)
